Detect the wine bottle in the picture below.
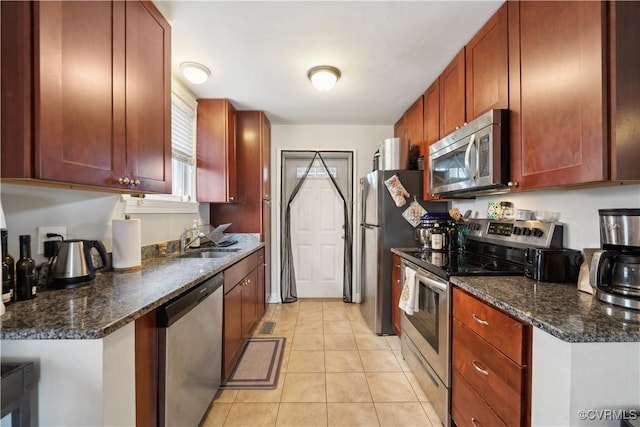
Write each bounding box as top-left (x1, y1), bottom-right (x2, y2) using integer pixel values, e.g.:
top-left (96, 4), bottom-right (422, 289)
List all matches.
top-left (16, 235), bottom-right (36, 301)
top-left (1, 229), bottom-right (15, 304)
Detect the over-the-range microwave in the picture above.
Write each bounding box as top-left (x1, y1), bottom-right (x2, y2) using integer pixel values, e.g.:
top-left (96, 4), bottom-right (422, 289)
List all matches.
top-left (428, 109), bottom-right (509, 197)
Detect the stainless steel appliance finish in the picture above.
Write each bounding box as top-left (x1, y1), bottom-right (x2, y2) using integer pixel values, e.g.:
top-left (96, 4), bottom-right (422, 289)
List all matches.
top-left (398, 218), bottom-right (566, 426)
top-left (49, 239), bottom-right (109, 288)
top-left (158, 274), bottom-right (223, 427)
top-left (359, 170), bottom-right (447, 335)
top-left (598, 208), bottom-right (640, 249)
top-left (400, 259), bottom-right (450, 426)
top-left (377, 137), bottom-right (409, 170)
top-left (428, 109), bottom-right (509, 197)
top-left (591, 209), bottom-right (640, 310)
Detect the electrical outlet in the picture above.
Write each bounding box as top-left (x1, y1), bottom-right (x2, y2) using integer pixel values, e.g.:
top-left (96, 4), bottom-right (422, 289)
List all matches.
top-left (37, 226), bottom-right (67, 255)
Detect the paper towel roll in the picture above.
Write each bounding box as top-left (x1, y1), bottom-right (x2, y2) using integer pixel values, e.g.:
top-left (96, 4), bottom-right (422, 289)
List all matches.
top-left (112, 219), bottom-right (142, 271)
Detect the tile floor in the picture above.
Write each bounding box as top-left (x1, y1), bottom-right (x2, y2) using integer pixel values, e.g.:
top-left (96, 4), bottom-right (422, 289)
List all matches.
top-left (202, 298), bottom-right (443, 427)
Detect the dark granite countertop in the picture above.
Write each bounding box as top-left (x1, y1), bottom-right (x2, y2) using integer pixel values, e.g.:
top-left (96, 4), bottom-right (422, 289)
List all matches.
top-left (0, 237), bottom-right (264, 340)
top-left (392, 248), bottom-right (640, 343)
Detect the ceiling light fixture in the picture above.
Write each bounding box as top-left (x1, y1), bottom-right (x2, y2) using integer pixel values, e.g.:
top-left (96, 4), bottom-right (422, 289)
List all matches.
top-left (307, 65), bottom-right (341, 92)
top-left (180, 62), bottom-right (211, 84)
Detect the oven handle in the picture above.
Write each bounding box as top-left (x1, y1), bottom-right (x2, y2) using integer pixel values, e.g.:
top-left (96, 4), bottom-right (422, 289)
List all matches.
top-left (464, 133), bottom-right (477, 183)
top-left (415, 272), bottom-right (447, 294)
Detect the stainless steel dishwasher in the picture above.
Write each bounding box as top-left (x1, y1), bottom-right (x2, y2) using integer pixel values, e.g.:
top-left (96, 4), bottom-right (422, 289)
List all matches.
top-left (157, 273), bottom-right (223, 427)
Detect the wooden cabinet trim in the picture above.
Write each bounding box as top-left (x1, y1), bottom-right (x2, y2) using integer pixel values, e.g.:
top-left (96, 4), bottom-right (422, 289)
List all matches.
top-left (135, 310), bottom-right (159, 427)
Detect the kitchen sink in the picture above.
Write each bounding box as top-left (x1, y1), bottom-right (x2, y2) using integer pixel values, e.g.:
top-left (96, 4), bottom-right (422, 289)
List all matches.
top-left (179, 248), bottom-right (240, 259)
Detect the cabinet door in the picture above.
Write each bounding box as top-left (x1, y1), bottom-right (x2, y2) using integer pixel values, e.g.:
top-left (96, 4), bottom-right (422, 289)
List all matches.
top-left (197, 99), bottom-right (238, 202)
top-left (223, 284), bottom-right (243, 379)
top-left (124, 1), bottom-right (172, 193)
top-left (241, 269), bottom-right (259, 339)
top-left (257, 249), bottom-right (266, 319)
top-left (35, 1), bottom-right (127, 187)
top-left (391, 254), bottom-right (402, 337)
top-left (404, 96), bottom-right (424, 155)
top-left (465, 2), bottom-right (508, 121)
top-left (394, 117), bottom-right (406, 140)
top-left (509, 1), bottom-right (607, 190)
top-left (423, 80), bottom-right (441, 201)
top-left (439, 49), bottom-right (466, 137)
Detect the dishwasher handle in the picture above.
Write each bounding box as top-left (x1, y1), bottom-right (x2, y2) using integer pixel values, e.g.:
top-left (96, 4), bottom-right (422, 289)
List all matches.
top-left (157, 273), bottom-right (224, 327)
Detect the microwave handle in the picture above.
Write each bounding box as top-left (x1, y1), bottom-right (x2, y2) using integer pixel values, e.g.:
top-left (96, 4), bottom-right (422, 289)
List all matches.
top-left (464, 133), bottom-right (477, 183)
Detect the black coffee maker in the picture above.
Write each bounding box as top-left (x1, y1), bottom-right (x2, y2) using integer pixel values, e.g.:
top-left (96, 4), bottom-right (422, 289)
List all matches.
top-left (590, 209), bottom-right (640, 310)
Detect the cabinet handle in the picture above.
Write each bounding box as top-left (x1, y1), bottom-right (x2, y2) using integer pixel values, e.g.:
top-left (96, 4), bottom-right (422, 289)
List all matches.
top-left (229, 196), bottom-right (236, 201)
top-left (472, 360), bottom-right (489, 376)
top-left (118, 177), bottom-right (131, 185)
top-left (472, 314), bottom-right (489, 326)
top-left (508, 181), bottom-right (519, 188)
top-left (471, 417), bottom-right (480, 427)
top-left (132, 179), bottom-right (141, 186)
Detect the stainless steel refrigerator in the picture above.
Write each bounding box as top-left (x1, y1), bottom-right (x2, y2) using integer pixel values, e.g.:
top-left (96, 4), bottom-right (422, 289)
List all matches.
top-left (359, 170), bottom-right (447, 335)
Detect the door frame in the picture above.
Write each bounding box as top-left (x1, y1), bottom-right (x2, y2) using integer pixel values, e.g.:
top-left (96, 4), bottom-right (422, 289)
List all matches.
top-left (272, 149), bottom-right (357, 303)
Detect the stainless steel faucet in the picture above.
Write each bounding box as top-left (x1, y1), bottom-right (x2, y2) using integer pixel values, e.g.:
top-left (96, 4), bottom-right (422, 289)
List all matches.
top-left (179, 225), bottom-right (219, 253)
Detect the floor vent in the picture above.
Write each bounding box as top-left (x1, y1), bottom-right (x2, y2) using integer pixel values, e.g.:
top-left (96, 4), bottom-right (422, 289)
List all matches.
top-left (259, 321), bottom-right (276, 335)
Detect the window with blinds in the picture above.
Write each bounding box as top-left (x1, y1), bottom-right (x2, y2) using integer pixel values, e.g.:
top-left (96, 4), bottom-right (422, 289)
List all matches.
top-left (171, 94), bottom-right (196, 200)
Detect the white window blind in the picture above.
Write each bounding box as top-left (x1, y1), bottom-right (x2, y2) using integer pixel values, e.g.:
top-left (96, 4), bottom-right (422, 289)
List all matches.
top-left (171, 98), bottom-right (195, 165)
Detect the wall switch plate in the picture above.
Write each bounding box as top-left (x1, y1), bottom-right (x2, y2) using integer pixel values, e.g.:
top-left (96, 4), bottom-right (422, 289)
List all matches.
top-left (37, 226), bottom-right (67, 255)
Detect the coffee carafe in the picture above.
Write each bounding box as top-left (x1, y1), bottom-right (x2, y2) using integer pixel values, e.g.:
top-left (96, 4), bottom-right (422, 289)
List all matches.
top-left (590, 208), bottom-right (640, 310)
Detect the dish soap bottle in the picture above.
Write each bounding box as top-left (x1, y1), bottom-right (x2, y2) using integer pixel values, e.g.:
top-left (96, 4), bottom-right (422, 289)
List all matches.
top-left (190, 220), bottom-right (200, 248)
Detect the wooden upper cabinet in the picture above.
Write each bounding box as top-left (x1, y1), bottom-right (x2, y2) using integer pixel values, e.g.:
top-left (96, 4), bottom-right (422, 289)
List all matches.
top-left (196, 99), bottom-right (237, 202)
top-left (439, 49), bottom-right (466, 137)
top-left (124, 1), bottom-right (172, 193)
top-left (0, 1), bottom-right (171, 193)
top-left (508, 1), bottom-right (607, 190)
top-left (465, 2), bottom-right (508, 121)
top-left (609, 1), bottom-right (640, 181)
top-left (404, 96), bottom-right (424, 155)
top-left (423, 80), bottom-right (441, 201)
top-left (423, 80), bottom-right (441, 147)
top-left (394, 117), bottom-right (406, 140)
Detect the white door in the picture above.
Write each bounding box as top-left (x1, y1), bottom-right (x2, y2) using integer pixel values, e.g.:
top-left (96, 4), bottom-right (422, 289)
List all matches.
top-left (290, 176), bottom-right (344, 298)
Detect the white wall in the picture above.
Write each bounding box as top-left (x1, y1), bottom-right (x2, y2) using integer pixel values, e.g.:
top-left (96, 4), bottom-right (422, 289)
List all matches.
top-left (452, 184), bottom-right (640, 250)
top-left (270, 124), bottom-right (393, 303)
top-left (0, 183), bottom-right (208, 264)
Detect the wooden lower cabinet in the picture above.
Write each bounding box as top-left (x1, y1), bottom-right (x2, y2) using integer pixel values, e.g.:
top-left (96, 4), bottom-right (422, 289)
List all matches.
top-left (391, 254), bottom-right (402, 337)
top-left (222, 248), bottom-right (267, 379)
top-left (452, 287), bottom-right (531, 427)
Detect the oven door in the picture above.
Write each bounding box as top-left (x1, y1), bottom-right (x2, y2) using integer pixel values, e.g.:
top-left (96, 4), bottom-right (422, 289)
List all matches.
top-left (400, 260), bottom-right (450, 386)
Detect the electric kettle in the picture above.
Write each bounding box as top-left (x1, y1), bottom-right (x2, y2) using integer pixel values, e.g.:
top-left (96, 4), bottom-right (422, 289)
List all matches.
top-left (49, 240), bottom-right (109, 288)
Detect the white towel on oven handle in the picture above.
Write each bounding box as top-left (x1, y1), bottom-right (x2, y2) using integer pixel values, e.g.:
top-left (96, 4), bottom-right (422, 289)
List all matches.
top-left (398, 266), bottom-right (419, 315)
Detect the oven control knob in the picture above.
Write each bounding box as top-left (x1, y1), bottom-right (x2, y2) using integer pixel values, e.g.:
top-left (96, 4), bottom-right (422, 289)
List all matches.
top-left (532, 228), bottom-right (544, 238)
top-left (523, 228), bottom-right (532, 236)
top-left (513, 227), bottom-right (522, 235)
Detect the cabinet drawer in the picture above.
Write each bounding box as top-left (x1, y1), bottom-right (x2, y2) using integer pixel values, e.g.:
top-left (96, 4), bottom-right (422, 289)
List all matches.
top-left (453, 319), bottom-right (525, 427)
top-left (224, 252), bottom-right (258, 294)
top-left (453, 287), bottom-right (526, 364)
top-left (452, 369), bottom-right (507, 427)
top-left (257, 248), bottom-right (265, 264)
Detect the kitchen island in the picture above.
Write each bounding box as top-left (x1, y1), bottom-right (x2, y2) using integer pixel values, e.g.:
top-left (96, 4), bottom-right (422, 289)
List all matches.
top-left (0, 236), bottom-right (264, 426)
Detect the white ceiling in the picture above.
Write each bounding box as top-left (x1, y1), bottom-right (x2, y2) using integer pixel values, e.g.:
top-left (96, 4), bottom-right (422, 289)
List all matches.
top-left (153, 1), bottom-right (503, 125)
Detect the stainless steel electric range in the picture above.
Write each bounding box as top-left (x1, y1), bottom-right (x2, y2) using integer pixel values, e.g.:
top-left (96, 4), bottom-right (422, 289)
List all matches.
top-left (396, 218), bottom-right (565, 427)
